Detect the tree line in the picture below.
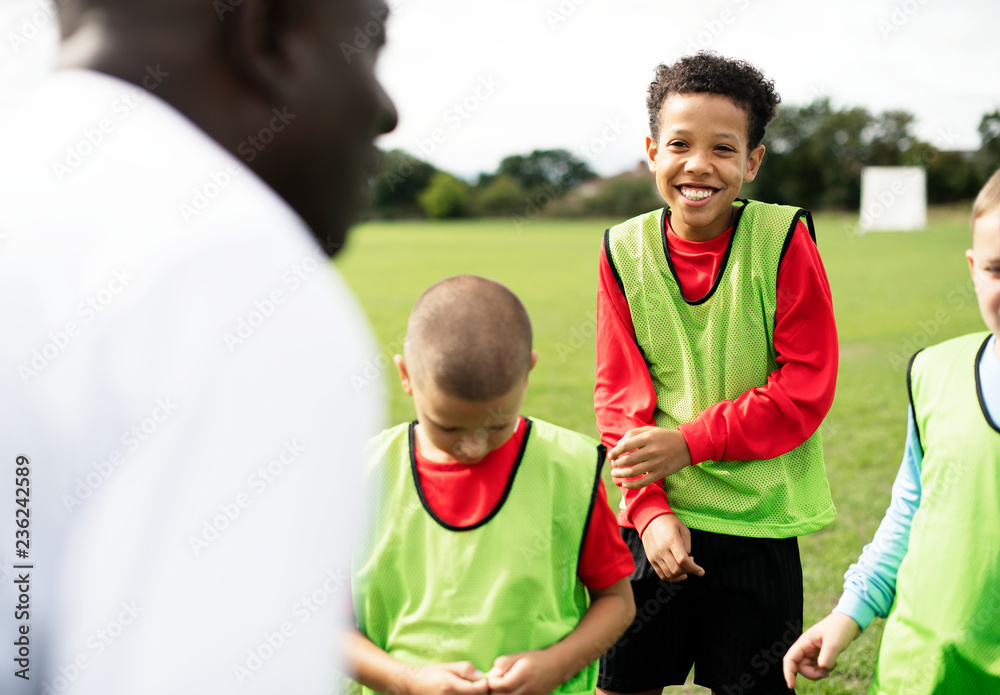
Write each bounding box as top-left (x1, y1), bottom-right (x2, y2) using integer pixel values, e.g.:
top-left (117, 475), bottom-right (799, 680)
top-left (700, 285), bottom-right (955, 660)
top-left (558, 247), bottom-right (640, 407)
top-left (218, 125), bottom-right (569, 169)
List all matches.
top-left (364, 99), bottom-right (1000, 221)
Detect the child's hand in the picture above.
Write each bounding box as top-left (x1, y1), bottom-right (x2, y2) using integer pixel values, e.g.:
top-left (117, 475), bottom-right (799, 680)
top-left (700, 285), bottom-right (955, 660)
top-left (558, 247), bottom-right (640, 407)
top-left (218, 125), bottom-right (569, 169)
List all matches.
top-left (486, 651), bottom-right (561, 695)
top-left (408, 662), bottom-right (489, 695)
top-left (609, 427), bottom-right (692, 488)
top-left (640, 513), bottom-right (705, 582)
top-left (782, 612), bottom-right (862, 689)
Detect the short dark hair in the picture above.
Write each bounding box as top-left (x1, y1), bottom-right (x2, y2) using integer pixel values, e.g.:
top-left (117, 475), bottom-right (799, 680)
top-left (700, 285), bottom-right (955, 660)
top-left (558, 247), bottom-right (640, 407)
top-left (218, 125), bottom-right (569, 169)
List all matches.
top-left (405, 275), bottom-right (533, 402)
top-left (646, 52), bottom-right (780, 150)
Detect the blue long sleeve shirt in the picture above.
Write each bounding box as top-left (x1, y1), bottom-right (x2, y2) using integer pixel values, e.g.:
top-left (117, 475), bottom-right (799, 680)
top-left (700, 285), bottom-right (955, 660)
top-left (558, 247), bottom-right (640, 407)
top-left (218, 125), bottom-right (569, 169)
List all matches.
top-left (835, 334), bottom-right (1000, 630)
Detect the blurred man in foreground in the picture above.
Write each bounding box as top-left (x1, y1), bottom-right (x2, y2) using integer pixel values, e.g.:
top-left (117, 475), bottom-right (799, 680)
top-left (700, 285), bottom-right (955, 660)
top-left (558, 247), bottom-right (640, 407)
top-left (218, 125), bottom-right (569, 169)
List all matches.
top-left (0, 0), bottom-right (396, 692)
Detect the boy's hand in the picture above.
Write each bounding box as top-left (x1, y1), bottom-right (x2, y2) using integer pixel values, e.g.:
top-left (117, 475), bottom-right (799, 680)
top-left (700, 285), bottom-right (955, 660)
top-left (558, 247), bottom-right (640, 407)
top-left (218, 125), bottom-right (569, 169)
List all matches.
top-left (609, 427), bottom-right (692, 488)
top-left (408, 662), bottom-right (489, 695)
top-left (486, 651), bottom-right (561, 695)
top-left (782, 612), bottom-right (862, 689)
top-left (640, 513), bottom-right (705, 582)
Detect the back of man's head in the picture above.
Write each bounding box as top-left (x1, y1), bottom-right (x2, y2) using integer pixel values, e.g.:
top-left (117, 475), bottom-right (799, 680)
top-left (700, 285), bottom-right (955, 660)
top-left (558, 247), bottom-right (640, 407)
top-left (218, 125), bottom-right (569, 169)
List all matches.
top-left (57, 0), bottom-right (397, 256)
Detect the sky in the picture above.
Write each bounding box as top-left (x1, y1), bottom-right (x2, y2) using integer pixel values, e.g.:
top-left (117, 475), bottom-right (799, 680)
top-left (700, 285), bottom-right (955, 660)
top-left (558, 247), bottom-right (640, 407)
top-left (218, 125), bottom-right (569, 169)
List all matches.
top-left (2, 0), bottom-right (999, 179)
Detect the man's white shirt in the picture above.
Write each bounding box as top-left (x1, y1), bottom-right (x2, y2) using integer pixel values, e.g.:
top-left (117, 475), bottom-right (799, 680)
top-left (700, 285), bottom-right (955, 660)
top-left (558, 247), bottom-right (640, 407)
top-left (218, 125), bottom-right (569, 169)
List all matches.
top-left (0, 69), bottom-right (383, 693)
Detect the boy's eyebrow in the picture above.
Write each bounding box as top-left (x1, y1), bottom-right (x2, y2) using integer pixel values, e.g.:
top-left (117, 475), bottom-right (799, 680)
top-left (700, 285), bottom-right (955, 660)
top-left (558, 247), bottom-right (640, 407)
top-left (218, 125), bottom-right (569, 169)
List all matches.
top-left (665, 128), bottom-right (740, 141)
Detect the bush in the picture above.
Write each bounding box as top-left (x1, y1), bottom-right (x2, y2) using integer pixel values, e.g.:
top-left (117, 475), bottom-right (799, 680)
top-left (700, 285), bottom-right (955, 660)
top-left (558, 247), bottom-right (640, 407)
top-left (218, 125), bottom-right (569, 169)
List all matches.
top-left (418, 172), bottom-right (471, 219)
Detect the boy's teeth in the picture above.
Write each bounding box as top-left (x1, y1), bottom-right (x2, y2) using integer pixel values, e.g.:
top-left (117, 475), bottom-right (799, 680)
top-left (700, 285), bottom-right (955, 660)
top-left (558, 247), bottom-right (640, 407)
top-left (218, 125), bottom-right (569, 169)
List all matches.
top-left (681, 187), bottom-right (714, 201)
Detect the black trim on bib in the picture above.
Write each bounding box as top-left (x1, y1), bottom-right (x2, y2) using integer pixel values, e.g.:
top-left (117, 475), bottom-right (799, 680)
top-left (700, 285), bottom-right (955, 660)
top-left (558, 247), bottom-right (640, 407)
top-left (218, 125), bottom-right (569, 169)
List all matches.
top-left (577, 444), bottom-right (606, 565)
top-left (604, 228), bottom-right (627, 298)
top-left (975, 336), bottom-right (1000, 434)
top-left (779, 208), bottom-right (815, 266)
top-left (906, 349), bottom-right (927, 452)
top-left (660, 201), bottom-right (747, 306)
top-left (407, 417), bottom-right (533, 532)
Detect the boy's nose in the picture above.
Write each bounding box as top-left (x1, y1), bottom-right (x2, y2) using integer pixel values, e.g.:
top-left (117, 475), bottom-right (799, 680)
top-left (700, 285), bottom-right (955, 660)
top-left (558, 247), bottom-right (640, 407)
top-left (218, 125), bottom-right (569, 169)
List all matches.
top-left (684, 150), bottom-right (712, 174)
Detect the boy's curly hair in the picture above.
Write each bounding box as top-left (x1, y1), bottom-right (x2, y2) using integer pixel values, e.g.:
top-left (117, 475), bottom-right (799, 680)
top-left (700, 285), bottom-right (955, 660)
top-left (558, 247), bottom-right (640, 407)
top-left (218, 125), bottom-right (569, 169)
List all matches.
top-left (647, 52), bottom-right (780, 151)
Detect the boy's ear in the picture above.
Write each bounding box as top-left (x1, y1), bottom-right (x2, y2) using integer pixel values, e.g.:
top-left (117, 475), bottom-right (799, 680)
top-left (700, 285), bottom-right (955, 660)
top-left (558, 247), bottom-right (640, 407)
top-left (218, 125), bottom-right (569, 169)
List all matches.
top-left (645, 136), bottom-right (658, 172)
top-left (967, 249), bottom-right (977, 281)
top-left (529, 350), bottom-right (538, 371)
top-left (394, 354), bottom-right (413, 395)
top-left (743, 144), bottom-right (766, 182)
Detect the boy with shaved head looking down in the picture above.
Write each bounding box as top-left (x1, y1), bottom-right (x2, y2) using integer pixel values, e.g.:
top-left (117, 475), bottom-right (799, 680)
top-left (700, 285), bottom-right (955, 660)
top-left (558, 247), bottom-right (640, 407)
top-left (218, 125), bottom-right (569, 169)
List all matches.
top-left (0, 0), bottom-right (395, 692)
top-left (348, 276), bottom-right (636, 695)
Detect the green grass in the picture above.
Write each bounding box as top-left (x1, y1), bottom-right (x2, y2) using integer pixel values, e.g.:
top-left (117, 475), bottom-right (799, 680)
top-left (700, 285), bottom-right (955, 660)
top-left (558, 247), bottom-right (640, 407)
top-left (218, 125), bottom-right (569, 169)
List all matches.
top-left (335, 206), bottom-right (984, 694)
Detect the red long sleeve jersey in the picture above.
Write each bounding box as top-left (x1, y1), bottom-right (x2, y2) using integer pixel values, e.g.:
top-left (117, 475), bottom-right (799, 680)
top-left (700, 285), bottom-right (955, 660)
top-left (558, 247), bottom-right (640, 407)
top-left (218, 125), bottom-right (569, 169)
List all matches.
top-left (595, 216), bottom-right (839, 537)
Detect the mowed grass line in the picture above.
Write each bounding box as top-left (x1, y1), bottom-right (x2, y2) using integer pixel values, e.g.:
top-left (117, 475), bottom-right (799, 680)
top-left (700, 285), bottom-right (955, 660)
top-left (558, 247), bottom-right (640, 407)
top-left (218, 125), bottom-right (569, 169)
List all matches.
top-left (335, 207), bottom-right (982, 695)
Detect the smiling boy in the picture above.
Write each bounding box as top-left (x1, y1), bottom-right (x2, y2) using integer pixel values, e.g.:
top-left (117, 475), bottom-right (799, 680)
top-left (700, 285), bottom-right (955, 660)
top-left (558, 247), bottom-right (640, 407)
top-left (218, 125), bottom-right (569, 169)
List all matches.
top-left (595, 53), bottom-right (838, 694)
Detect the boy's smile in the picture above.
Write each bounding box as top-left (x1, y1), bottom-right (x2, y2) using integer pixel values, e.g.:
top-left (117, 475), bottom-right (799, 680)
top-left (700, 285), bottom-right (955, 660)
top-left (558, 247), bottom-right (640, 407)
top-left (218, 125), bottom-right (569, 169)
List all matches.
top-left (646, 92), bottom-right (765, 242)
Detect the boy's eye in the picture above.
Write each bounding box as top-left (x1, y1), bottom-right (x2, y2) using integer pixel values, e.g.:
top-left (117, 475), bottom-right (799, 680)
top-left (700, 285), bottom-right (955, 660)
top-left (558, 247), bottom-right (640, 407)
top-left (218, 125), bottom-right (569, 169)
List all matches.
top-left (715, 145), bottom-right (736, 153)
top-left (666, 140), bottom-right (687, 148)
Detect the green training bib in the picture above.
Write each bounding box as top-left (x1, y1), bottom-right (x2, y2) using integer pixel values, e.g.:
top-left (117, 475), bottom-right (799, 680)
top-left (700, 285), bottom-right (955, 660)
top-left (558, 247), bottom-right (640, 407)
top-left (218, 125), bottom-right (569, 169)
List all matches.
top-left (605, 201), bottom-right (835, 537)
top-left (353, 418), bottom-right (604, 694)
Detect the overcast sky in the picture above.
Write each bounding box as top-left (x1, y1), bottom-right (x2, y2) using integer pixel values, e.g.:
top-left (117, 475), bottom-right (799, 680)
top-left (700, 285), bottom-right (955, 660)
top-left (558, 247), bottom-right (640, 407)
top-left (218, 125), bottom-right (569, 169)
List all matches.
top-left (2, 0), bottom-right (998, 178)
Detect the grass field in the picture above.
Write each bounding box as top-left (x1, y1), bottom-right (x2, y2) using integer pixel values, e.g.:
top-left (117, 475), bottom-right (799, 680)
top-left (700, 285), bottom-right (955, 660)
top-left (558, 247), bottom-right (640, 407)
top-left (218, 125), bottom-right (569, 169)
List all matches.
top-left (335, 205), bottom-right (983, 694)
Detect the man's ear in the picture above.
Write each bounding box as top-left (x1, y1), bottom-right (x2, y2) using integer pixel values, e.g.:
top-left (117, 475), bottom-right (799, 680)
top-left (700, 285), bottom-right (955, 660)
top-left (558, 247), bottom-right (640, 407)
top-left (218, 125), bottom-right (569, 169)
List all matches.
top-left (220, 0), bottom-right (301, 102)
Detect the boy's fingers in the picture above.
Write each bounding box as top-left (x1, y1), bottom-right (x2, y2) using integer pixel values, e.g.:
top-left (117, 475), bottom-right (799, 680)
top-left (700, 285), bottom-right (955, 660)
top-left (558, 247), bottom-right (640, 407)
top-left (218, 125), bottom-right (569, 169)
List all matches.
top-left (451, 661), bottom-right (485, 681)
top-left (678, 554), bottom-right (705, 577)
top-left (489, 654), bottom-right (516, 678)
top-left (782, 641), bottom-right (808, 688)
top-left (816, 640), bottom-right (841, 672)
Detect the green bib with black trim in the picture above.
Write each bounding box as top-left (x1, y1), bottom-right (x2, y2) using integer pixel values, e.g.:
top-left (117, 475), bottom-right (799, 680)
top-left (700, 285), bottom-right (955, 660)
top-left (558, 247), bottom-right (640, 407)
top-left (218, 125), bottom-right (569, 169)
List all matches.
top-left (604, 201), bottom-right (835, 538)
top-left (352, 418), bottom-right (604, 695)
top-left (872, 333), bottom-right (1000, 694)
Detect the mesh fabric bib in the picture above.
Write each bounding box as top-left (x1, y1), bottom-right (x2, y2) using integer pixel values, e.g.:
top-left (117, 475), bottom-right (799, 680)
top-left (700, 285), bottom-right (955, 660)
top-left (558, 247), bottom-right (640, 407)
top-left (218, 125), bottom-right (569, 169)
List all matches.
top-left (605, 201), bottom-right (835, 537)
top-left (872, 333), bottom-right (1000, 694)
top-left (353, 418), bottom-right (603, 694)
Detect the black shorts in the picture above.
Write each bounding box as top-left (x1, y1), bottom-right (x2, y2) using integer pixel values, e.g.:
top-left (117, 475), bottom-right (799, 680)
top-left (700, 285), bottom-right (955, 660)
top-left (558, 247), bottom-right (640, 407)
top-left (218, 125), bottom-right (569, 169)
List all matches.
top-left (598, 526), bottom-right (802, 695)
